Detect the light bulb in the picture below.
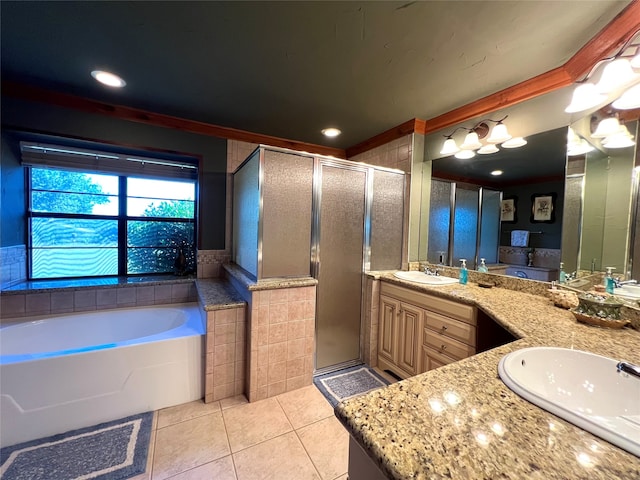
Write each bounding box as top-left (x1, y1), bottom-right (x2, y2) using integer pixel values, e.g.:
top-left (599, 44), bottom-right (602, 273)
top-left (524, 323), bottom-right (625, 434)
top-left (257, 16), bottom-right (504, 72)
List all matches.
top-left (91, 70), bottom-right (126, 88)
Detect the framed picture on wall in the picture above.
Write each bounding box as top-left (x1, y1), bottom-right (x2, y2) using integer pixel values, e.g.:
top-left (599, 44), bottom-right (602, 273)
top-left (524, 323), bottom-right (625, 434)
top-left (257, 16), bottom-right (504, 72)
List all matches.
top-left (500, 196), bottom-right (517, 223)
top-left (531, 193), bottom-right (556, 223)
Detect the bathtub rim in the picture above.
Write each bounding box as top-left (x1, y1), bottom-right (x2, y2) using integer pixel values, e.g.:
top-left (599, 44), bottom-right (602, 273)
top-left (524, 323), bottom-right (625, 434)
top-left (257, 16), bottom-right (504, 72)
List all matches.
top-left (0, 302), bottom-right (204, 365)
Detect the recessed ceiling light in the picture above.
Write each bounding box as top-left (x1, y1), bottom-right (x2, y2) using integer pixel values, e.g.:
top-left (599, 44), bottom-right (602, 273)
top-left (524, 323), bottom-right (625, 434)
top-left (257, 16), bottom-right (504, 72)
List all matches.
top-left (321, 127), bottom-right (341, 138)
top-left (91, 70), bottom-right (126, 88)
top-left (491, 170), bottom-right (503, 176)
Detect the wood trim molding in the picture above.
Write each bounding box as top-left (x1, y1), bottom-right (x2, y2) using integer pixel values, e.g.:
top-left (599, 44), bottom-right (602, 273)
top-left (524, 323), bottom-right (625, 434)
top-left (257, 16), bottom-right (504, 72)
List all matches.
top-left (2, 81), bottom-right (346, 159)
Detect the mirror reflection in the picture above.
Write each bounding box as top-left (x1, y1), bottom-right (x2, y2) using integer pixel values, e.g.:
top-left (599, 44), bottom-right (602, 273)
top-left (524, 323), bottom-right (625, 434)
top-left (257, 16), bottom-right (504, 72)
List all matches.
top-left (423, 114), bottom-right (639, 282)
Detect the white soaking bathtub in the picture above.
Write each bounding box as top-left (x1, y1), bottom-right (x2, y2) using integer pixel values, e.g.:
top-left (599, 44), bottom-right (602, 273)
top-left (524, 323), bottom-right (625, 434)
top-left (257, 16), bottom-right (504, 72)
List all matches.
top-left (0, 303), bottom-right (205, 447)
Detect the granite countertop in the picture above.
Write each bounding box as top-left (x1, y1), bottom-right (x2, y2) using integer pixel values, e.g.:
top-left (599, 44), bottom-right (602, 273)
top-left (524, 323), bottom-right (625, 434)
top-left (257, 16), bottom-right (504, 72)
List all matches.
top-left (335, 273), bottom-right (640, 479)
top-left (222, 263), bottom-right (317, 291)
top-left (195, 278), bottom-right (245, 311)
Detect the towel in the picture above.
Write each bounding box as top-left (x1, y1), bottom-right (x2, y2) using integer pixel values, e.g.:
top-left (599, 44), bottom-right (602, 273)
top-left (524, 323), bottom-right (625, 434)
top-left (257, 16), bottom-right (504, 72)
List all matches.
top-left (511, 230), bottom-right (530, 247)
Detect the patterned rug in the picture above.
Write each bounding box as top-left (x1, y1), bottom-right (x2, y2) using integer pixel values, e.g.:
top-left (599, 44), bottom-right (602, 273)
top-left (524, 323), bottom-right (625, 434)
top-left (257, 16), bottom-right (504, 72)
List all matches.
top-left (314, 365), bottom-right (391, 407)
top-left (0, 412), bottom-right (153, 480)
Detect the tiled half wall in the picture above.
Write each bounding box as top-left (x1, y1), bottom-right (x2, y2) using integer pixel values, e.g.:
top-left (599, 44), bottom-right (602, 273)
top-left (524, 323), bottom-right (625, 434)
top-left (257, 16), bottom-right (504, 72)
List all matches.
top-left (247, 286), bottom-right (316, 402)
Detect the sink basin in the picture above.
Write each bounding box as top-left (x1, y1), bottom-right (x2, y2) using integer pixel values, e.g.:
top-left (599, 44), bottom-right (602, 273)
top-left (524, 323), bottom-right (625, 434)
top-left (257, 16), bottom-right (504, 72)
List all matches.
top-left (498, 347), bottom-right (640, 456)
top-left (615, 285), bottom-right (640, 300)
top-left (393, 271), bottom-right (458, 285)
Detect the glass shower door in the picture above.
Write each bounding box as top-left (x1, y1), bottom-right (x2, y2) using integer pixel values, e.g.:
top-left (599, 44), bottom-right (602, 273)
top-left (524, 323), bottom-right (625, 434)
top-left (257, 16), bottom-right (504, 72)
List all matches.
top-left (314, 163), bottom-right (367, 371)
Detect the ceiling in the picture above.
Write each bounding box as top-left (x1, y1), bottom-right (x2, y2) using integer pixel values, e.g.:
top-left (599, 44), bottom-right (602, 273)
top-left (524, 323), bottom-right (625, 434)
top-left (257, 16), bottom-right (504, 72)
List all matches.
top-left (0, 1), bottom-right (631, 150)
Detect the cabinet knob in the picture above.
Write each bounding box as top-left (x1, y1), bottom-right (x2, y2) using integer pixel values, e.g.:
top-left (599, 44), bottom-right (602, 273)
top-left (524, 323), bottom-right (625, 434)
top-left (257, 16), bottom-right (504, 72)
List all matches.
top-left (441, 325), bottom-right (447, 332)
top-left (440, 344), bottom-right (447, 351)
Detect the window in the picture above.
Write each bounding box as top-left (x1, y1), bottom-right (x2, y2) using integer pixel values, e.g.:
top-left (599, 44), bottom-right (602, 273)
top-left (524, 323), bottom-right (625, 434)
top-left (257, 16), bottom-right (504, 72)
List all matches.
top-left (24, 143), bottom-right (197, 279)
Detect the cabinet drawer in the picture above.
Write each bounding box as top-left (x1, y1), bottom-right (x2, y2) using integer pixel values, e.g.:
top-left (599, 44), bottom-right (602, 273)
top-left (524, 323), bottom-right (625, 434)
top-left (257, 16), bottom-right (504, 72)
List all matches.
top-left (423, 328), bottom-right (475, 360)
top-left (425, 311), bottom-right (476, 347)
top-left (381, 282), bottom-right (475, 324)
top-left (422, 346), bottom-right (457, 371)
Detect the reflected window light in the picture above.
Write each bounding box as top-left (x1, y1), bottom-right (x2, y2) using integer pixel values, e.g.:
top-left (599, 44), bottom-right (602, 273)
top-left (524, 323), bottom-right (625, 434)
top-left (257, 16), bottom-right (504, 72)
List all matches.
top-left (470, 408), bottom-right (480, 418)
top-left (549, 421), bottom-right (557, 431)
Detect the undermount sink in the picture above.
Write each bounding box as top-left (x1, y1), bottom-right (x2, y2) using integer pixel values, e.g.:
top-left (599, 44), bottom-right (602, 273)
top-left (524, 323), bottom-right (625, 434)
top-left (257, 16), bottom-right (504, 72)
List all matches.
top-left (393, 271), bottom-right (458, 285)
top-left (498, 347), bottom-right (640, 456)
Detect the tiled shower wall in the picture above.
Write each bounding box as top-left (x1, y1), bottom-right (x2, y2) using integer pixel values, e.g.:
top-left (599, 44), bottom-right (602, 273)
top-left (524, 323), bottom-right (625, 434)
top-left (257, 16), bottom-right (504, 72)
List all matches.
top-left (348, 134), bottom-right (413, 173)
top-left (0, 281), bottom-right (197, 322)
top-left (1, 245), bottom-right (26, 289)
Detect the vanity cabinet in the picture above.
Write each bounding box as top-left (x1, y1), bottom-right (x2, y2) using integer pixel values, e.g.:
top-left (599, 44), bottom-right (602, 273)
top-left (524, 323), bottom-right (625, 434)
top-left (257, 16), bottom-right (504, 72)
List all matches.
top-left (378, 282), bottom-right (476, 379)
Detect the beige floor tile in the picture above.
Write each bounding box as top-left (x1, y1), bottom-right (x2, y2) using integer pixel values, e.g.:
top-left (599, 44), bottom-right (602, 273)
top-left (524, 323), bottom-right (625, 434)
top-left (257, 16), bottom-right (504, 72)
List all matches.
top-left (152, 412), bottom-right (230, 480)
top-left (222, 397), bottom-right (293, 452)
top-left (233, 432), bottom-right (321, 480)
top-left (297, 416), bottom-right (349, 480)
top-left (163, 456), bottom-right (236, 479)
top-left (276, 385), bottom-right (334, 429)
top-left (220, 394), bottom-right (248, 410)
top-left (157, 399), bottom-right (221, 428)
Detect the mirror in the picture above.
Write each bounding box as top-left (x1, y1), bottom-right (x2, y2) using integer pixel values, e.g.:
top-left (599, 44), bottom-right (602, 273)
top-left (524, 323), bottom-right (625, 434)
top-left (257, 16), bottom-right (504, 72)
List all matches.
top-left (419, 105), bottom-right (639, 281)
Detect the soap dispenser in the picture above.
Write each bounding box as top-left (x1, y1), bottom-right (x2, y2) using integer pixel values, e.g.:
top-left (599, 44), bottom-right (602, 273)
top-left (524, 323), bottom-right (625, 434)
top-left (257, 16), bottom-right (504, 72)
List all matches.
top-left (459, 259), bottom-right (468, 285)
top-left (478, 258), bottom-right (489, 273)
top-left (604, 267), bottom-right (616, 294)
top-left (559, 262), bottom-right (566, 284)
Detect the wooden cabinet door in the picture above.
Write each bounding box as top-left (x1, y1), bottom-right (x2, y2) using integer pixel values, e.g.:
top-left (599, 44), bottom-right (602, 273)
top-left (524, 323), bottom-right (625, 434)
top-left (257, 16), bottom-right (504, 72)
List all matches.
top-left (421, 345), bottom-right (456, 372)
top-left (397, 303), bottom-right (422, 376)
top-left (378, 295), bottom-right (399, 364)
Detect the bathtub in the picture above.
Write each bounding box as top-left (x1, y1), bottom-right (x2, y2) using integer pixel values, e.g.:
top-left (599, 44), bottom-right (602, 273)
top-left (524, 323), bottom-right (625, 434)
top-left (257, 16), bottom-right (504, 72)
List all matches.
top-left (0, 303), bottom-right (205, 447)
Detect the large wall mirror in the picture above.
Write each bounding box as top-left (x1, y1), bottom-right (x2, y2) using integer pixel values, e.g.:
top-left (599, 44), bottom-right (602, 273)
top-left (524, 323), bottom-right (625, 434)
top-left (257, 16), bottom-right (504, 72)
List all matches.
top-left (418, 87), bottom-right (640, 282)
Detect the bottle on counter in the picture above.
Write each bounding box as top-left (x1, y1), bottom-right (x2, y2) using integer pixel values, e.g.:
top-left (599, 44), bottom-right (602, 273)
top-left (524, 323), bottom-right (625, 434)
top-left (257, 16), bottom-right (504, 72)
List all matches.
top-left (478, 258), bottom-right (489, 273)
top-left (559, 262), bottom-right (566, 284)
top-left (604, 266), bottom-right (616, 294)
top-left (459, 259), bottom-right (468, 285)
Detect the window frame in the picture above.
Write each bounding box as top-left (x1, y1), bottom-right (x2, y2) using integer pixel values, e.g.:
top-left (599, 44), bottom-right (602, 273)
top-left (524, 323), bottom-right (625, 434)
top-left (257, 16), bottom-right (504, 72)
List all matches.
top-left (27, 166), bottom-right (198, 280)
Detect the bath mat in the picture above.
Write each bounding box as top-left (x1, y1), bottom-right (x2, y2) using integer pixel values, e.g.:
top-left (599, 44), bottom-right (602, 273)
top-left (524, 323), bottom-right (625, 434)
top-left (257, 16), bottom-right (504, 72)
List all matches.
top-left (0, 411), bottom-right (153, 480)
top-left (314, 365), bottom-right (390, 407)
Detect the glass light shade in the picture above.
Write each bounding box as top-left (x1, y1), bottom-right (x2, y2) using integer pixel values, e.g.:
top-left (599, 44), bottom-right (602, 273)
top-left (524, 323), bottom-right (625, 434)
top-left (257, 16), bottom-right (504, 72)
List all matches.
top-left (602, 132), bottom-right (636, 148)
top-left (478, 144), bottom-right (499, 154)
top-left (591, 117), bottom-right (622, 138)
top-left (632, 53), bottom-right (640, 69)
top-left (460, 131), bottom-right (482, 150)
top-left (501, 137), bottom-right (527, 148)
top-left (440, 138), bottom-right (460, 155)
top-left (595, 59), bottom-right (639, 93)
top-left (612, 83), bottom-right (640, 110)
top-left (454, 149), bottom-right (475, 159)
top-left (565, 83), bottom-right (606, 113)
top-left (567, 139), bottom-right (595, 156)
top-left (91, 70), bottom-right (126, 88)
top-left (486, 123), bottom-right (512, 143)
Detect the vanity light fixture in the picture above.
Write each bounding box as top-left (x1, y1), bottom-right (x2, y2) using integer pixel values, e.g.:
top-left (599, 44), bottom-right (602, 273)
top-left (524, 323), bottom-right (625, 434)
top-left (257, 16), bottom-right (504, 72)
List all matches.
top-left (440, 115), bottom-right (521, 157)
top-left (91, 70), bottom-right (126, 88)
top-left (564, 30), bottom-right (640, 114)
top-left (591, 116), bottom-right (622, 138)
top-left (602, 124), bottom-right (636, 149)
top-left (321, 127), bottom-right (341, 137)
top-left (612, 83), bottom-right (640, 110)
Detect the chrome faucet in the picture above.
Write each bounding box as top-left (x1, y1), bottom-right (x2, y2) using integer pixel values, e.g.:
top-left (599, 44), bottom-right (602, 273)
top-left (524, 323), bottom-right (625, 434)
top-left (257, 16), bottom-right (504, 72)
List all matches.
top-left (423, 266), bottom-right (441, 276)
top-left (617, 361), bottom-right (640, 380)
top-left (565, 271), bottom-right (577, 282)
top-left (613, 278), bottom-right (638, 288)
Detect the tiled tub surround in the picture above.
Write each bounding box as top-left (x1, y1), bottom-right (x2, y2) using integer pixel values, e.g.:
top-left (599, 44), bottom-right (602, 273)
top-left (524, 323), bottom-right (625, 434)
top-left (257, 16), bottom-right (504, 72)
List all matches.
top-left (197, 250), bottom-right (232, 279)
top-left (0, 244), bottom-right (27, 289)
top-left (0, 277), bottom-right (197, 322)
top-left (499, 246), bottom-right (561, 269)
top-left (335, 273), bottom-right (640, 480)
top-left (223, 263), bottom-right (317, 402)
top-left (195, 279), bottom-right (246, 403)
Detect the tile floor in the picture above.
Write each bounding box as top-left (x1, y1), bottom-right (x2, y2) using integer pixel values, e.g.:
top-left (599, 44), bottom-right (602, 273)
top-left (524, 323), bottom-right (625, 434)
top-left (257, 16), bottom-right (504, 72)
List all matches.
top-left (133, 384), bottom-right (349, 480)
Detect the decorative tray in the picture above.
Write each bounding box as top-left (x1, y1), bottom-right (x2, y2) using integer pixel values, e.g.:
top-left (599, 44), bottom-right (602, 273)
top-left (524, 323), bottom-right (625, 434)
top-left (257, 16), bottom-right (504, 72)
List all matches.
top-left (571, 310), bottom-right (630, 329)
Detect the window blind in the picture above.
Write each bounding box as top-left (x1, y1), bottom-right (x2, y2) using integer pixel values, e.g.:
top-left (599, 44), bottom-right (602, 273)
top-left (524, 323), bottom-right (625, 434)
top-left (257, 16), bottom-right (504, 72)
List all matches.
top-left (20, 142), bottom-right (198, 180)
